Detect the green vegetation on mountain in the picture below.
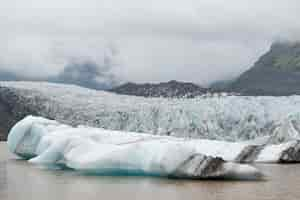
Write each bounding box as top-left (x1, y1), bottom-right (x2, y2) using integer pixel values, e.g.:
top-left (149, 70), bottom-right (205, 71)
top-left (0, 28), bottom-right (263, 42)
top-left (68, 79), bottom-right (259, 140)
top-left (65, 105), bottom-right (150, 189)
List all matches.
top-left (230, 41), bottom-right (300, 96)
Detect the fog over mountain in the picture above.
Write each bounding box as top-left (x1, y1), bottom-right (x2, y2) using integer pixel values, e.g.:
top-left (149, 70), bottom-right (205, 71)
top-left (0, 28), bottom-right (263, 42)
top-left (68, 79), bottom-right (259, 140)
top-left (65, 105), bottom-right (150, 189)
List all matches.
top-left (0, 61), bottom-right (120, 90)
top-left (1, 0), bottom-right (300, 86)
top-left (0, 43), bottom-right (121, 89)
top-left (50, 61), bottom-right (120, 90)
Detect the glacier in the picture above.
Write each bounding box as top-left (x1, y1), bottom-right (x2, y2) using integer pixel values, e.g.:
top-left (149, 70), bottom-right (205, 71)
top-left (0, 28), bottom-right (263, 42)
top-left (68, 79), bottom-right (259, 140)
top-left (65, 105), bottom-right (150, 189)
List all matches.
top-left (8, 116), bottom-right (264, 180)
top-left (2, 81), bottom-right (300, 143)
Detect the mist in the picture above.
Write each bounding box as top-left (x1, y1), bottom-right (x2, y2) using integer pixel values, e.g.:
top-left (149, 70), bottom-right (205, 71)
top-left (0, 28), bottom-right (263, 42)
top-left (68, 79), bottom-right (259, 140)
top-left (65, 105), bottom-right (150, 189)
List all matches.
top-left (51, 60), bottom-right (120, 90)
top-left (1, 0), bottom-right (300, 87)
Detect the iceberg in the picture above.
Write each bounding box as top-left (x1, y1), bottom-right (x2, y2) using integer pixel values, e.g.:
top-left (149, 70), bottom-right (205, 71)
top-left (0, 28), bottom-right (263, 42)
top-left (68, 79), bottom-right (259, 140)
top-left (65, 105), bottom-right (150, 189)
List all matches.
top-left (8, 116), bottom-right (263, 180)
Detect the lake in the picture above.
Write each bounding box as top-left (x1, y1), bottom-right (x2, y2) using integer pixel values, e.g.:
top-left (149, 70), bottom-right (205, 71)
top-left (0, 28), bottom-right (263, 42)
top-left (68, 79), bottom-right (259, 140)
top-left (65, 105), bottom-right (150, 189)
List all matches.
top-left (1, 142), bottom-right (300, 200)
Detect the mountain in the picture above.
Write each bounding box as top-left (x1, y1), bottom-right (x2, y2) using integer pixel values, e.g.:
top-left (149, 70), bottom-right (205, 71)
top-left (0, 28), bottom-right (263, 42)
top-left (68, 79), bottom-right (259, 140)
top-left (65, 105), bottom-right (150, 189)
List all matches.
top-left (0, 70), bottom-right (20, 81)
top-left (110, 80), bottom-right (209, 98)
top-left (209, 79), bottom-right (235, 92)
top-left (230, 41), bottom-right (300, 96)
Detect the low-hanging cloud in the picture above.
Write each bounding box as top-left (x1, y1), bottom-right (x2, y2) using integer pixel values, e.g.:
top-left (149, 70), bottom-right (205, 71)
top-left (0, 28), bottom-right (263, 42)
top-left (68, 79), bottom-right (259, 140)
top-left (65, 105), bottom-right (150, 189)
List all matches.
top-left (1, 0), bottom-right (300, 86)
top-left (0, 41), bottom-right (121, 89)
top-left (52, 60), bottom-right (120, 90)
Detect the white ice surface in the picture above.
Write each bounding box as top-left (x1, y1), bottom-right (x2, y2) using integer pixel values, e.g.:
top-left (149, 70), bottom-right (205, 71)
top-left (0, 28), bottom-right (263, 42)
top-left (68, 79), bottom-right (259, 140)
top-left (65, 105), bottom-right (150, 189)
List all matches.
top-left (2, 81), bottom-right (300, 143)
top-left (9, 116), bottom-right (299, 164)
top-left (255, 141), bottom-right (296, 163)
top-left (8, 116), bottom-right (263, 179)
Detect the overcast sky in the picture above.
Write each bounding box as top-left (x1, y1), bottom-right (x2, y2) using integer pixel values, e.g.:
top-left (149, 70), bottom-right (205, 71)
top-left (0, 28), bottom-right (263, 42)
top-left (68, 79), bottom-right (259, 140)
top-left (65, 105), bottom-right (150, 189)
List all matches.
top-left (1, 0), bottom-right (300, 85)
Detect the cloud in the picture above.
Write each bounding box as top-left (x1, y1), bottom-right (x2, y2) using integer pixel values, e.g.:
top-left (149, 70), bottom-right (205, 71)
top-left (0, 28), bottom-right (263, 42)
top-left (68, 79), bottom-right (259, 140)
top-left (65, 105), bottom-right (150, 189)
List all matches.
top-left (1, 0), bottom-right (300, 86)
top-left (52, 57), bottom-right (120, 90)
top-left (0, 40), bottom-right (121, 89)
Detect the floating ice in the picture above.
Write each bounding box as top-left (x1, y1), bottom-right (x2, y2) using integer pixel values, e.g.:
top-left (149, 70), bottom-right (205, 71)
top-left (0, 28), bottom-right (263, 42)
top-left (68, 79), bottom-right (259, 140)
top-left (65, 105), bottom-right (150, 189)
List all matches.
top-left (8, 116), bottom-right (263, 180)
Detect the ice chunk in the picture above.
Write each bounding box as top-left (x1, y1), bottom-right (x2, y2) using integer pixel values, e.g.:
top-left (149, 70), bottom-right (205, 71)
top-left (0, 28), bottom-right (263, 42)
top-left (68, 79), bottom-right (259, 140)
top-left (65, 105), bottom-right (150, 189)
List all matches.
top-left (256, 141), bottom-right (300, 163)
top-left (7, 116), bottom-right (69, 159)
top-left (7, 116), bottom-right (263, 180)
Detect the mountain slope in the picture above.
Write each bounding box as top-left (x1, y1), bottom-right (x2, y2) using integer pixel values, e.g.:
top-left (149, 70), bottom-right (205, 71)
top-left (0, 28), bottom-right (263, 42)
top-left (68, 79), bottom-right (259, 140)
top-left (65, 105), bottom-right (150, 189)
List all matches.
top-left (231, 41), bottom-right (300, 95)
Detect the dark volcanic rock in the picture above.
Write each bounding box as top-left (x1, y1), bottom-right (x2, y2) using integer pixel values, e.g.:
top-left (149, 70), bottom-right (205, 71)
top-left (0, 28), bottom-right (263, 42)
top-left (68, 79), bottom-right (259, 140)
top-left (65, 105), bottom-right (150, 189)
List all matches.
top-left (235, 145), bottom-right (265, 163)
top-left (231, 41), bottom-right (300, 96)
top-left (171, 154), bottom-right (225, 179)
top-left (111, 80), bottom-right (209, 98)
top-left (279, 141), bottom-right (300, 163)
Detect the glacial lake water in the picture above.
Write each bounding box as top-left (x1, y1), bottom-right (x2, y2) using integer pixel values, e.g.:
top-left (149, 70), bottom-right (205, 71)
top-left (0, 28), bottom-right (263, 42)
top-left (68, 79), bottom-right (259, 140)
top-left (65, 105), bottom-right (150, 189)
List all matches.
top-left (1, 142), bottom-right (300, 200)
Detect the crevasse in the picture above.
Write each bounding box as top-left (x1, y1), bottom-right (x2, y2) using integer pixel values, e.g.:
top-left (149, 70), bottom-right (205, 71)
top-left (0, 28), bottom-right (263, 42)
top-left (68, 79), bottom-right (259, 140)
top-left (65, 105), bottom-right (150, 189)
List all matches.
top-left (1, 81), bottom-right (300, 143)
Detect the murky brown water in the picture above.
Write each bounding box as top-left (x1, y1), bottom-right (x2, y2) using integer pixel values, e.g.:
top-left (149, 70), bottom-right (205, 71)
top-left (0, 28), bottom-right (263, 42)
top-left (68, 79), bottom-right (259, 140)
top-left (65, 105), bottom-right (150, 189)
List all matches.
top-left (1, 142), bottom-right (300, 200)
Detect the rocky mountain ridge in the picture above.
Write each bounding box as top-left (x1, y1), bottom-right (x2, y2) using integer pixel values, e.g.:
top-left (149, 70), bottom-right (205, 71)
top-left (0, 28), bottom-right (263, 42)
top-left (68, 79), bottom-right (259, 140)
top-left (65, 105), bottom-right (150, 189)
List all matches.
top-left (110, 80), bottom-right (210, 98)
top-left (230, 41), bottom-right (300, 95)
